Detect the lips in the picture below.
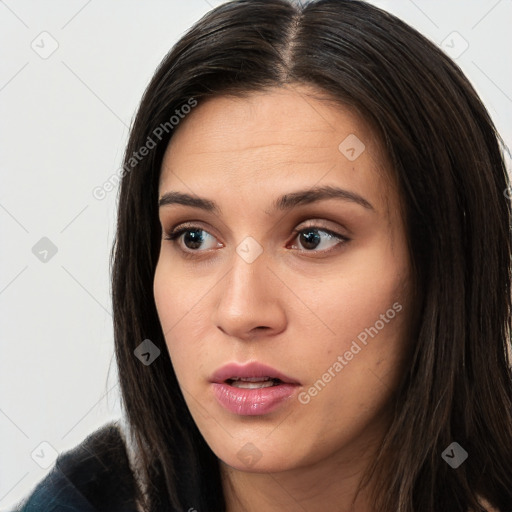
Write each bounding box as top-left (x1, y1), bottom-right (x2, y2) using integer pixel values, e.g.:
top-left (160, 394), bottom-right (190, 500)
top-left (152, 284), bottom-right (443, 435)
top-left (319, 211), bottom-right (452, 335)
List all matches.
top-left (210, 362), bottom-right (300, 416)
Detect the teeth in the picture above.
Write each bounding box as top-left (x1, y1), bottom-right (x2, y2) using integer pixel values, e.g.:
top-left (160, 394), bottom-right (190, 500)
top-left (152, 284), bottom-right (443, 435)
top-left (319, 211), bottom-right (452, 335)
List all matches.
top-left (226, 376), bottom-right (284, 389)
top-left (230, 379), bottom-right (276, 389)
top-left (231, 377), bottom-right (272, 382)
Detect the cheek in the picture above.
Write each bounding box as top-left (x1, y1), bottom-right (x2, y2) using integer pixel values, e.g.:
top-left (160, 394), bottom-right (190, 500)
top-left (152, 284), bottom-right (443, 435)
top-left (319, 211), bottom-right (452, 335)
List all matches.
top-left (293, 239), bottom-right (411, 409)
top-left (154, 260), bottom-right (189, 364)
top-left (153, 259), bottom-right (212, 381)
top-left (153, 255), bottom-right (206, 329)
top-left (296, 241), bottom-right (408, 352)
top-left (295, 286), bottom-right (410, 450)
top-left (153, 260), bottom-right (179, 332)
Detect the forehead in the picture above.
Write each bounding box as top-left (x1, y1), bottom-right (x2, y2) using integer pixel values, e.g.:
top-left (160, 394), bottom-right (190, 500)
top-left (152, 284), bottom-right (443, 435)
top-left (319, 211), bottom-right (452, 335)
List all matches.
top-left (159, 85), bottom-right (397, 217)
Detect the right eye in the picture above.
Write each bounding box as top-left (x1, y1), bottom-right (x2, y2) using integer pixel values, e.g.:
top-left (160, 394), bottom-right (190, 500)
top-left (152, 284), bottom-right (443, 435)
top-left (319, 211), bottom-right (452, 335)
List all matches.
top-left (164, 225), bottom-right (223, 254)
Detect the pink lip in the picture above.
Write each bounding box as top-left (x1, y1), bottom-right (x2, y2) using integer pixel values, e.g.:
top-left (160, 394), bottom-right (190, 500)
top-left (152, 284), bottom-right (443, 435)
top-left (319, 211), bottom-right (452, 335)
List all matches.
top-left (210, 362), bottom-right (300, 416)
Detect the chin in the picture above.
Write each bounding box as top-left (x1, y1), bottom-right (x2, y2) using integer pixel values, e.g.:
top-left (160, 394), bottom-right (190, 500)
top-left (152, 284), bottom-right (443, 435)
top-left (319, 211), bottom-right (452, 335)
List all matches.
top-left (207, 431), bottom-right (309, 474)
top-left (219, 452), bottom-right (299, 474)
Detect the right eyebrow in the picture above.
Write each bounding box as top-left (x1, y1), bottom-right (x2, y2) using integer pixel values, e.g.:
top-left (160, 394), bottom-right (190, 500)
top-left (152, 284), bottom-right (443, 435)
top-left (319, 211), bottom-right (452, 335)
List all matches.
top-left (158, 191), bottom-right (220, 214)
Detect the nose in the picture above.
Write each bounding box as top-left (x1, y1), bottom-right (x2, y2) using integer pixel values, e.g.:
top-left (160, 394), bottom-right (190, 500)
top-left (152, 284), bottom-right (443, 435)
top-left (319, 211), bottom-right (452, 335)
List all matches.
top-left (211, 247), bottom-right (287, 341)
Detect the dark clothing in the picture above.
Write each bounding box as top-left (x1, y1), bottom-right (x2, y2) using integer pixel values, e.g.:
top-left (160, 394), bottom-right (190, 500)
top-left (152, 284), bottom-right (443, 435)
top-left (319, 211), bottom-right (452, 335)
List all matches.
top-left (12, 423), bottom-right (140, 512)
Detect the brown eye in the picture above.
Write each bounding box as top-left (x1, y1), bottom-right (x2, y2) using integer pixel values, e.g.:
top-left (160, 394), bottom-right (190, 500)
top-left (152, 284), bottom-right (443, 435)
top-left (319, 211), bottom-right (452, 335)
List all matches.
top-left (289, 226), bottom-right (349, 253)
top-left (165, 226), bottom-right (221, 253)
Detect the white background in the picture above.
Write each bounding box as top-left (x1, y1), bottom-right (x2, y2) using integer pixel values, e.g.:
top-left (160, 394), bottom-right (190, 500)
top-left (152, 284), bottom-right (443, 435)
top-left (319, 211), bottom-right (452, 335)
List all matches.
top-left (1, 0), bottom-right (511, 509)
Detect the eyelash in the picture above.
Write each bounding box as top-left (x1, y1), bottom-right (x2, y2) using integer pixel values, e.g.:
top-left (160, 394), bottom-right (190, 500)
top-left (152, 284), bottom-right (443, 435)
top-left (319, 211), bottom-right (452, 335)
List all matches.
top-left (163, 222), bottom-right (350, 259)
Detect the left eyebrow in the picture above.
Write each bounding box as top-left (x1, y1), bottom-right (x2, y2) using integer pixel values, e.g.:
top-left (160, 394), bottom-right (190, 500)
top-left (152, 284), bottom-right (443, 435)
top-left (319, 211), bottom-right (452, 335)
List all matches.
top-left (158, 185), bottom-right (374, 214)
top-left (270, 185), bottom-right (374, 212)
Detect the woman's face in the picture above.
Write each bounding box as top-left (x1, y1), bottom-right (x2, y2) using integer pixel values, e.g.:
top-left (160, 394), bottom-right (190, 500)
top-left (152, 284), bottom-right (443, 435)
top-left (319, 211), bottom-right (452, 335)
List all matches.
top-left (154, 85), bottom-right (413, 474)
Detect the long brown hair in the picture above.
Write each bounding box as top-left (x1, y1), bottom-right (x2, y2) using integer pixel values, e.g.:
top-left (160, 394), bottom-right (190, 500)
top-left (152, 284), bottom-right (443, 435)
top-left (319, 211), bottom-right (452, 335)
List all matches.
top-left (111, 1), bottom-right (512, 510)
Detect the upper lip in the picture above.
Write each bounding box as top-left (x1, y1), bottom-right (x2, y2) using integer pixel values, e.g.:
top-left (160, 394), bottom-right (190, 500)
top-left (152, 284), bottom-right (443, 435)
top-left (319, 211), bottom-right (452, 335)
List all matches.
top-left (210, 362), bottom-right (300, 385)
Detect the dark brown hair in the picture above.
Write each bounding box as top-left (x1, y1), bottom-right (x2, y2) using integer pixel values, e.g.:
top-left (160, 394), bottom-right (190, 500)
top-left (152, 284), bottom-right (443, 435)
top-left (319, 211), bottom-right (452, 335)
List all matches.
top-left (111, 0), bottom-right (512, 510)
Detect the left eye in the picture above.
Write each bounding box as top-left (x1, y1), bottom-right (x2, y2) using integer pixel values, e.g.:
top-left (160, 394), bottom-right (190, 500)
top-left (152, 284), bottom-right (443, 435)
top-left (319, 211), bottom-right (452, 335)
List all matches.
top-left (289, 227), bottom-right (348, 252)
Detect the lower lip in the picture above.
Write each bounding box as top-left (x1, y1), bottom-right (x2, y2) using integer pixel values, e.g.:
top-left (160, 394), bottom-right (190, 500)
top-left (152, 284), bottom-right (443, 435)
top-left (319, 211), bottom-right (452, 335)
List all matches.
top-left (211, 382), bottom-right (298, 415)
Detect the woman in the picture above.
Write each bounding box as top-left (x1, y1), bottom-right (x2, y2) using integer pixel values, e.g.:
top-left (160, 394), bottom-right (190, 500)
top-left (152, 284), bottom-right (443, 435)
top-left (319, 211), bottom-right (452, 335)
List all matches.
top-left (15, 0), bottom-right (512, 510)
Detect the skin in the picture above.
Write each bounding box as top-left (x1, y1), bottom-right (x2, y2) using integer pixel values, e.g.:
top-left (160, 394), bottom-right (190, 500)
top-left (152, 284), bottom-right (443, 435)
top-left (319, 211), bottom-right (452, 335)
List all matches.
top-left (153, 85), bottom-right (414, 512)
